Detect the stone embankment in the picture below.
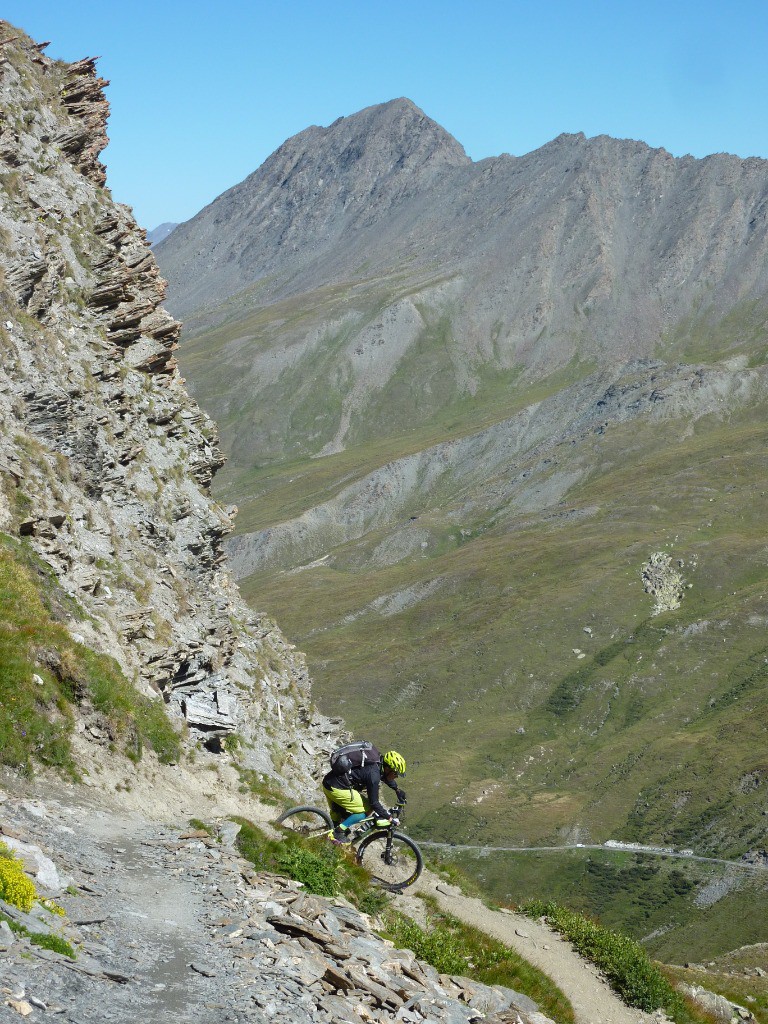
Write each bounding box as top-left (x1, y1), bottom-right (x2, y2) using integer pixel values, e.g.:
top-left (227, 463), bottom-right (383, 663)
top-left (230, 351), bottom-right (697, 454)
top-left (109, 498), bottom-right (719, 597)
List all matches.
top-left (0, 785), bottom-right (554, 1024)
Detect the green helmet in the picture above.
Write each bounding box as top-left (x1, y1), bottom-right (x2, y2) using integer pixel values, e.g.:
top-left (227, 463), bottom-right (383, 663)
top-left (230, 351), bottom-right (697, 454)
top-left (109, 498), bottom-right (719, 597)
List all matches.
top-left (382, 750), bottom-right (406, 776)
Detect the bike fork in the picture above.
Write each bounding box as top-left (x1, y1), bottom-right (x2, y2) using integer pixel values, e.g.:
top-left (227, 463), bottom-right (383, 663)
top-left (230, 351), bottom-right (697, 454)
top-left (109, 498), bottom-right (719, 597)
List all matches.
top-left (383, 830), bottom-right (394, 863)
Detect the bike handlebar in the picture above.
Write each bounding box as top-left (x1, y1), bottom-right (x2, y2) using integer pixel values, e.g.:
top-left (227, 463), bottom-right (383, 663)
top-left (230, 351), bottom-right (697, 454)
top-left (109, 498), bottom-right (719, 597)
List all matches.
top-left (359, 802), bottom-right (406, 827)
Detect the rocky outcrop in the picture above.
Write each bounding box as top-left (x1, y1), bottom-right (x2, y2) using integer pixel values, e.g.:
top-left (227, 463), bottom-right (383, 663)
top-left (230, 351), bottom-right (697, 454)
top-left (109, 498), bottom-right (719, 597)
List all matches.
top-left (57, 56), bottom-right (110, 186)
top-left (677, 984), bottom-right (756, 1023)
top-left (0, 24), bottom-right (337, 785)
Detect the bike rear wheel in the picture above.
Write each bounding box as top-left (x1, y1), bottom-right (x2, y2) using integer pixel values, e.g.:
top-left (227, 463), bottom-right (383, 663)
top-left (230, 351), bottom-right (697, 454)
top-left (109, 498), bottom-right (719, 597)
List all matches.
top-left (275, 805), bottom-right (333, 837)
top-left (355, 830), bottom-right (423, 891)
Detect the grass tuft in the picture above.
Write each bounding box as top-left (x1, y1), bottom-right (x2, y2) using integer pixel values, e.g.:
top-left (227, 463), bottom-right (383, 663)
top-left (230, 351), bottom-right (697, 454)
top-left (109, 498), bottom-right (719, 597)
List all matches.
top-left (0, 535), bottom-right (181, 773)
top-left (233, 816), bottom-right (388, 913)
top-left (29, 931), bottom-right (77, 959)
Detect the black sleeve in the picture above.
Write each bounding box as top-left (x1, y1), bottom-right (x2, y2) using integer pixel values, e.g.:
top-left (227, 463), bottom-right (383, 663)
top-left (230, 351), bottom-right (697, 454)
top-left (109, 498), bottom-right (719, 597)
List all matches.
top-left (362, 765), bottom-right (389, 818)
top-left (383, 773), bottom-right (399, 793)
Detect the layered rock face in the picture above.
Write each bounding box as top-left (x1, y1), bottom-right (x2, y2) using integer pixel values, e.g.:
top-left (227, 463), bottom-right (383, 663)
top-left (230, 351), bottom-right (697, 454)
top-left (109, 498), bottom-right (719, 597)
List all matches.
top-left (0, 27), bottom-right (335, 782)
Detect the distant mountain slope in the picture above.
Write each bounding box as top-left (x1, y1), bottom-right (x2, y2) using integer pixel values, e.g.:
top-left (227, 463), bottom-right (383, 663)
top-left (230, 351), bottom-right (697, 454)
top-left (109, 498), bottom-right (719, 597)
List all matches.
top-left (156, 100), bottom-right (768, 883)
top-left (158, 99), bottom-right (768, 466)
top-left (159, 98), bottom-right (768, 375)
top-left (147, 221), bottom-right (178, 246)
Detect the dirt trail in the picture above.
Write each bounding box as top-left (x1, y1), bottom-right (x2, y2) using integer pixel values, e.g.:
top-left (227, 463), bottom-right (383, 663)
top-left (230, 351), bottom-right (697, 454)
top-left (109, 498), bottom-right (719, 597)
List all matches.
top-left (3, 762), bottom-right (667, 1024)
top-left (406, 872), bottom-right (664, 1024)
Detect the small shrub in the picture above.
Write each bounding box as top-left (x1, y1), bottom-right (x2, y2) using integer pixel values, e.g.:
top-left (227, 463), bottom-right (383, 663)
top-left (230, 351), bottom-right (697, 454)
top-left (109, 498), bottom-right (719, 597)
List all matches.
top-left (39, 898), bottom-right (65, 916)
top-left (356, 885), bottom-right (390, 917)
top-left (233, 816), bottom-right (279, 870)
top-left (275, 844), bottom-right (340, 898)
top-left (0, 843), bottom-right (37, 911)
top-left (235, 767), bottom-right (284, 805)
top-left (384, 913), bottom-right (467, 974)
top-left (133, 697), bottom-right (182, 765)
top-left (234, 817), bottom-right (340, 895)
top-left (29, 931), bottom-right (76, 959)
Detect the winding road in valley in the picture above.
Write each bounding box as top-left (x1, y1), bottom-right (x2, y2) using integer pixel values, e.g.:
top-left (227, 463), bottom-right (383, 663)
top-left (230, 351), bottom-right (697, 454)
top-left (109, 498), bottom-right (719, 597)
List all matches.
top-left (417, 840), bottom-right (767, 871)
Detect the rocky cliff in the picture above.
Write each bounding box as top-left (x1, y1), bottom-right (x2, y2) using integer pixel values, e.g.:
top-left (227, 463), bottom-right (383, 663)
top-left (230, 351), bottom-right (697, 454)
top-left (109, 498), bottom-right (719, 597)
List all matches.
top-left (0, 25), bottom-right (337, 786)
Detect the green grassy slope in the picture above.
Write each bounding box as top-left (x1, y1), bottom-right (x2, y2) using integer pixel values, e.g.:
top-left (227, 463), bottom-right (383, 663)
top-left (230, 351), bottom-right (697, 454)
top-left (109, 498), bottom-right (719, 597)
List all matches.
top-left (0, 535), bottom-right (181, 773)
top-left (236, 411), bottom-right (768, 856)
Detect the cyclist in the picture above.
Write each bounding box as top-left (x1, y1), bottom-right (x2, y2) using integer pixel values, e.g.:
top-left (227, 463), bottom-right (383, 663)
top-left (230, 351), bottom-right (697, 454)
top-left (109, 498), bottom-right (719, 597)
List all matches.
top-left (323, 749), bottom-right (407, 844)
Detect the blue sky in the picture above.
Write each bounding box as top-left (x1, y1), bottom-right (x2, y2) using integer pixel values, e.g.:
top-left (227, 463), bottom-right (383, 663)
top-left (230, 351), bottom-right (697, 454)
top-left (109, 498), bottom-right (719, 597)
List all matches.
top-left (7, 2), bottom-right (768, 231)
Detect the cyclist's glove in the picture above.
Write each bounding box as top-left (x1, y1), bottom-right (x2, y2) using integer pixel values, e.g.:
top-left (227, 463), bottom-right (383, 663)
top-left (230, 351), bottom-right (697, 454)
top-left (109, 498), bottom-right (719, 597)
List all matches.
top-left (395, 788), bottom-right (407, 803)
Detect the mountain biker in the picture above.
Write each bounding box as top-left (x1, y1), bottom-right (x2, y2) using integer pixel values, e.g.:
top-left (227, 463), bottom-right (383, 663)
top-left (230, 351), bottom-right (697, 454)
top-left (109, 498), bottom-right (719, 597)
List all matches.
top-left (323, 749), bottom-right (407, 844)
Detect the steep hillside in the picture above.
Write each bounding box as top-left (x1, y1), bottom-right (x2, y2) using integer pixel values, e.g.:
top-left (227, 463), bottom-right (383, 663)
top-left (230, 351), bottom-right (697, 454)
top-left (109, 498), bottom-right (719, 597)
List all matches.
top-left (0, 24), bottom-right (338, 788)
top-left (4, 24), bottom-right (760, 1018)
top-left (155, 93), bottom-right (768, 883)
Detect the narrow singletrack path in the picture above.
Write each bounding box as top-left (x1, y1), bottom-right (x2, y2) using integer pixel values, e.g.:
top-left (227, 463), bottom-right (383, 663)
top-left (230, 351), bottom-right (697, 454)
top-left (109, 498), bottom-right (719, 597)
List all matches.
top-left (408, 871), bottom-right (664, 1024)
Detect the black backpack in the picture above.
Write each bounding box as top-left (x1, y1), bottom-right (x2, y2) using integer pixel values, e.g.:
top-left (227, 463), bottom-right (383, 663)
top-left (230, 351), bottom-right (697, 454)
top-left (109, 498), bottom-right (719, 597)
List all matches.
top-left (330, 741), bottom-right (381, 776)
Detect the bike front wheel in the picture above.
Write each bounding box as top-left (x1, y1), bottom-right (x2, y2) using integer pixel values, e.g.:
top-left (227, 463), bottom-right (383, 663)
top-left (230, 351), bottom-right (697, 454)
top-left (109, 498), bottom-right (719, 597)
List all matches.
top-left (275, 805), bottom-right (333, 837)
top-left (355, 830), bottom-right (423, 891)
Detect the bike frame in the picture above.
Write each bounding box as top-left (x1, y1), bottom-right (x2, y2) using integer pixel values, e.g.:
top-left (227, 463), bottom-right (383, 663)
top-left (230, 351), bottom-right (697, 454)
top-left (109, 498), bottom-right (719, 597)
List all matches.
top-left (334, 802), bottom-right (406, 846)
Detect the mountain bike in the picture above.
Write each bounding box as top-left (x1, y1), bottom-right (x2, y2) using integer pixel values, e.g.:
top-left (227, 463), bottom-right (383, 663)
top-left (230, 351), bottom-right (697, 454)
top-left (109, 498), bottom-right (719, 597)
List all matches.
top-left (274, 802), bottom-right (423, 892)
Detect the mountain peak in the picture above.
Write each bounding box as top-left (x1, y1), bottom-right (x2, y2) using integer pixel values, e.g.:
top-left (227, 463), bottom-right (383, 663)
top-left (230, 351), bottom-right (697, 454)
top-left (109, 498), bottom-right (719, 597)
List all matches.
top-left (275, 95), bottom-right (470, 177)
top-left (158, 101), bottom-right (768, 328)
top-left (157, 98), bottom-right (471, 314)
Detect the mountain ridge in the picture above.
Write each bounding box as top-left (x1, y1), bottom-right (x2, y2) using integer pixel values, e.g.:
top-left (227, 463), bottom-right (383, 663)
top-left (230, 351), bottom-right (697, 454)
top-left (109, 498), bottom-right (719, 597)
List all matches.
top-left (158, 103), bottom-right (768, 370)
